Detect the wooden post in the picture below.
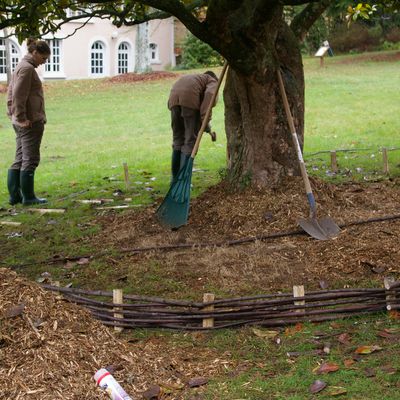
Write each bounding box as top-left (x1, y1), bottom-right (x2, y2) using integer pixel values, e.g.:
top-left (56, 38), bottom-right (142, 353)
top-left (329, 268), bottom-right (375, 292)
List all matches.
top-left (202, 293), bottom-right (215, 328)
top-left (382, 148), bottom-right (389, 175)
top-left (319, 56), bottom-right (324, 68)
top-left (330, 151), bottom-right (338, 173)
top-left (293, 285), bottom-right (305, 313)
top-left (123, 162), bottom-right (130, 189)
top-left (384, 277), bottom-right (396, 311)
top-left (113, 289), bottom-right (124, 332)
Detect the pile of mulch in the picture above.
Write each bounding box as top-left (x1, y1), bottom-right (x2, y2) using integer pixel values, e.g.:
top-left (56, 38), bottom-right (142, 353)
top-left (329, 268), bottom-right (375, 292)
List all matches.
top-left (108, 71), bottom-right (177, 84)
top-left (0, 268), bottom-right (236, 399)
top-left (91, 177), bottom-right (400, 295)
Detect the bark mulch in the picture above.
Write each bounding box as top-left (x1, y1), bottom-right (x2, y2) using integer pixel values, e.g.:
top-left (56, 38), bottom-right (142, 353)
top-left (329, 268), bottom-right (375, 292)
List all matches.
top-left (93, 177), bottom-right (400, 296)
top-left (0, 269), bottom-right (236, 399)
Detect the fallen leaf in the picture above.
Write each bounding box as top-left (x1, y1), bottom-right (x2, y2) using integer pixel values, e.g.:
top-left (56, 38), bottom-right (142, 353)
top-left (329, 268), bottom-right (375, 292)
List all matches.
top-left (381, 365), bottom-right (397, 375)
top-left (389, 310), bottom-right (400, 320)
top-left (355, 345), bottom-right (382, 354)
top-left (310, 380), bottom-right (327, 394)
top-left (3, 303), bottom-right (25, 318)
top-left (76, 257), bottom-right (90, 265)
top-left (188, 377), bottom-right (208, 388)
top-left (285, 323), bottom-right (303, 336)
top-left (338, 333), bottom-right (351, 345)
top-left (142, 384), bottom-right (161, 400)
top-left (364, 368), bottom-right (376, 377)
top-left (325, 386), bottom-right (347, 396)
top-left (252, 328), bottom-right (279, 339)
top-left (377, 330), bottom-right (399, 339)
top-left (319, 280), bottom-right (329, 289)
top-left (344, 359), bottom-right (356, 368)
top-left (313, 362), bottom-right (340, 374)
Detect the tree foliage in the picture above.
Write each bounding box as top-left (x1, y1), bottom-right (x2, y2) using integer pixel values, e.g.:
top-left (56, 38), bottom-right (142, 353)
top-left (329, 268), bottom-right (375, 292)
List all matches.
top-left (181, 33), bottom-right (223, 69)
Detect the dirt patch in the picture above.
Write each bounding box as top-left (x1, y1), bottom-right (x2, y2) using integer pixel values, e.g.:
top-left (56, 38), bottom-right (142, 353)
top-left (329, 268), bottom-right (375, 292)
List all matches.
top-left (92, 177), bottom-right (400, 297)
top-left (108, 71), bottom-right (177, 83)
top-left (334, 51), bottom-right (400, 64)
top-left (0, 84), bottom-right (8, 93)
top-left (0, 269), bottom-right (236, 399)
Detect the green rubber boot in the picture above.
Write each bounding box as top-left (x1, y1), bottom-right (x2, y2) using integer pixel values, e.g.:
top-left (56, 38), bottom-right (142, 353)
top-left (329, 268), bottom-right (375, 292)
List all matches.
top-left (20, 170), bottom-right (47, 205)
top-left (7, 169), bottom-right (22, 205)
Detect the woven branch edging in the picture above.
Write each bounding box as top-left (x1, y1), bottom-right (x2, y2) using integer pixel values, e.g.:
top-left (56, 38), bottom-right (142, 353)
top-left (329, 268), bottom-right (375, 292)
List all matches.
top-left (42, 279), bottom-right (399, 331)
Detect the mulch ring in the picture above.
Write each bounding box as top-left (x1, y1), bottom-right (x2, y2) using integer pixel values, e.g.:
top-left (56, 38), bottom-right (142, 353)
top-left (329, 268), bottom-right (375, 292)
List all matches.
top-left (108, 71), bottom-right (177, 83)
top-left (0, 268), bottom-right (236, 399)
top-left (92, 177), bottom-right (400, 296)
top-left (334, 51), bottom-right (400, 64)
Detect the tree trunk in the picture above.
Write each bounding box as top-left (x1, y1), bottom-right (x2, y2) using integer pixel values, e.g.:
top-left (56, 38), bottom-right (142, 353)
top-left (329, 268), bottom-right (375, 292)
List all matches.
top-left (135, 22), bottom-right (150, 73)
top-left (223, 24), bottom-right (304, 189)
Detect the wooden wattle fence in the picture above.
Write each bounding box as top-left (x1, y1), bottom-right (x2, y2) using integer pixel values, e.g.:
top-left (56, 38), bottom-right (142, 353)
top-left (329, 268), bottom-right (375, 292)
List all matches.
top-left (42, 278), bottom-right (400, 331)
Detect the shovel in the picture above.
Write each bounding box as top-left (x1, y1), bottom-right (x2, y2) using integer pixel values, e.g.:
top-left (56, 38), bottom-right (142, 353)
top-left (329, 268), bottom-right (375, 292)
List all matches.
top-left (156, 61), bottom-right (229, 229)
top-left (277, 69), bottom-right (340, 240)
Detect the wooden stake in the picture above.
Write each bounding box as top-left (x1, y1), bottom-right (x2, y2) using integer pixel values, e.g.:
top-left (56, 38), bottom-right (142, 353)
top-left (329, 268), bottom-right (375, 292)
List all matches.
top-left (113, 289), bottom-right (124, 332)
top-left (293, 285), bottom-right (305, 313)
top-left (123, 162), bottom-right (130, 189)
top-left (382, 148), bottom-right (389, 175)
top-left (202, 293), bottom-right (215, 328)
top-left (330, 151), bottom-right (338, 173)
top-left (319, 56), bottom-right (324, 68)
top-left (384, 277), bottom-right (396, 311)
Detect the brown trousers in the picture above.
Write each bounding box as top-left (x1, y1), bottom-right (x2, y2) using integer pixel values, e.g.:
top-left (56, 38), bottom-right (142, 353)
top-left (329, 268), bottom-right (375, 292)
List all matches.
top-left (10, 121), bottom-right (44, 171)
top-left (171, 105), bottom-right (201, 156)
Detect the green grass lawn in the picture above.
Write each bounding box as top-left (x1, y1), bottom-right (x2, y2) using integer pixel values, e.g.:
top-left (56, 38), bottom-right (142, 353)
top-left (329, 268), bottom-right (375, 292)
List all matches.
top-left (1, 51), bottom-right (400, 400)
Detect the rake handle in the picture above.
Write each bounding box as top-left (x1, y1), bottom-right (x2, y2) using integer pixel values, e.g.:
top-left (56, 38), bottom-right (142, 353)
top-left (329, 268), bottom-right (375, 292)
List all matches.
top-left (277, 69), bottom-right (317, 218)
top-left (191, 61), bottom-right (229, 158)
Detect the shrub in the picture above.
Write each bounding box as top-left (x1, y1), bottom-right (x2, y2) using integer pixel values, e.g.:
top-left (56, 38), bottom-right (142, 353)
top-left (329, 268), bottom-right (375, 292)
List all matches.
top-left (329, 22), bottom-right (382, 53)
top-left (181, 33), bottom-right (224, 69)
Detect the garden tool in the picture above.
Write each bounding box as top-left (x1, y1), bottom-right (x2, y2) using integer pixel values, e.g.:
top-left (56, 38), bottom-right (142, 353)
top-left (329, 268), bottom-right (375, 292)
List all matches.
top-left (277, 68), bottom-right (340, 240)
top-left (156, 61), bottom-right (228, 229)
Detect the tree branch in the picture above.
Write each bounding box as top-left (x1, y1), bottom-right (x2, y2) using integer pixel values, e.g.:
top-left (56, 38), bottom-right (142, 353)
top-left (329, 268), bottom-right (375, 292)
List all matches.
top-left (290, 0), bottom-right (331, 42)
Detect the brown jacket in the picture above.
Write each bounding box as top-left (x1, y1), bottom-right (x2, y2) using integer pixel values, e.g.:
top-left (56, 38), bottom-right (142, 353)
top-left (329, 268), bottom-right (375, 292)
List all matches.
top-left (168, 73), bottom-right (218, 120)
top-left (7, 54), bottom-right (46, 125)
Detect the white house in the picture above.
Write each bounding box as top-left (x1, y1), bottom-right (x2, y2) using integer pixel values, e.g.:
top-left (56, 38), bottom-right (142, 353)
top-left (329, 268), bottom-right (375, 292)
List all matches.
top-left (0, 13), bottom-right (177, 81)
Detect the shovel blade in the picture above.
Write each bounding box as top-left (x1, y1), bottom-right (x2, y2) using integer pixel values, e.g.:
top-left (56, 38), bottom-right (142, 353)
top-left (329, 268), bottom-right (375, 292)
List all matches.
top-left (298, 216), bottom-right (340, 240)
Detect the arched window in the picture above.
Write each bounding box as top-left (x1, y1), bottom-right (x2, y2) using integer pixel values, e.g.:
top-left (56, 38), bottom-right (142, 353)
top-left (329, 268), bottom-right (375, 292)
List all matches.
top-left (90, 41), bottom-right (105, 75)
top-left (0, 39), bottom-right (21, 79)
top-left (117, 42), bottom-right (130, 74)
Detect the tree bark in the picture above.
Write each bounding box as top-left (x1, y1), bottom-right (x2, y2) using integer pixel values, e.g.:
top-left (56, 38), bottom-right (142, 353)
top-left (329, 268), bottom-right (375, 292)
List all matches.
top-left (224, 21), bottom-right (304, 189)
top-left (135, 22), bottom-right (150, 73)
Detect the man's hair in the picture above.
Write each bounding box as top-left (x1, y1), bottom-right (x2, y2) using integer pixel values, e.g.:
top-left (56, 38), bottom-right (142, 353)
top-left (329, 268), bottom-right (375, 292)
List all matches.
top-left (204, 71), bottom-right (217, 80)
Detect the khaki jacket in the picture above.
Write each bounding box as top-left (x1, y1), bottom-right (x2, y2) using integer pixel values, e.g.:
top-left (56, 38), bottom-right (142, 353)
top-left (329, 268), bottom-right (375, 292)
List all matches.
top-left (168, 73), bottom-right (218, 120)
top-left (7, 54), bottom-right (46, 125)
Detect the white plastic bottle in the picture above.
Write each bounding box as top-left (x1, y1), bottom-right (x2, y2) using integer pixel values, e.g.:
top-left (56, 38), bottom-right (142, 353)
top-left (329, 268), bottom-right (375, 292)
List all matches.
top-left (94, 368), bottom-right (133, 400)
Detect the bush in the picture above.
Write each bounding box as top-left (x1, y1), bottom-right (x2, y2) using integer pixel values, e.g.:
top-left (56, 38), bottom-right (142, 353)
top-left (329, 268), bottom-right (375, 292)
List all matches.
top-left (329, 22), bottom-right (382, 53)
top-left (386, 27), bottom-right (400, 43)
top-left (181, 33), bottom-right (224, 69)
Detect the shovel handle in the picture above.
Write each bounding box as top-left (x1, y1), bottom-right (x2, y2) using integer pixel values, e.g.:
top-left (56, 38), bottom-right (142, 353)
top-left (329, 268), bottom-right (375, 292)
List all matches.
top-left (277, 69), bottom-right (317, 217)
top-left (190, 61), bottom-right (229, 158)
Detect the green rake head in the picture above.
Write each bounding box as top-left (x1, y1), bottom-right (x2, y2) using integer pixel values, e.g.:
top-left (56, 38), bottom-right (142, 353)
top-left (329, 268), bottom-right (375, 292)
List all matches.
top-left (156, 158), bottom-right (194, 229)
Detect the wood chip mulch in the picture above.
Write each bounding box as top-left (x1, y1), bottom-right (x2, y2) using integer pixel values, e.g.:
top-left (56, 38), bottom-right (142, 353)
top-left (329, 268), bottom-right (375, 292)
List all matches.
top-left (0, 269), bottom-right (236, 399)
top-left (91, 177), bottom-right (400, 295)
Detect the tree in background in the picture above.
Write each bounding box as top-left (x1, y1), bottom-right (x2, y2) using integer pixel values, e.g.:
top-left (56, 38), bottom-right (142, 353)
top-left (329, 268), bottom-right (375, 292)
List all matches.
top-left (0, 1), bottom-right (397, 189)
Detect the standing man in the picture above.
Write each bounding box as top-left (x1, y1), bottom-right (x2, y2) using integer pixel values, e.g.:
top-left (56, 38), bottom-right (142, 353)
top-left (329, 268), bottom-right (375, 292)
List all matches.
top-left (167, 71), bottom-right (218, 182)
top-left (6, 38), bottom-right (50, 205)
